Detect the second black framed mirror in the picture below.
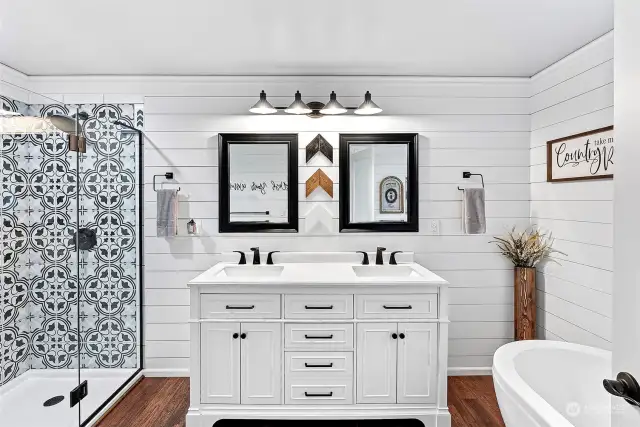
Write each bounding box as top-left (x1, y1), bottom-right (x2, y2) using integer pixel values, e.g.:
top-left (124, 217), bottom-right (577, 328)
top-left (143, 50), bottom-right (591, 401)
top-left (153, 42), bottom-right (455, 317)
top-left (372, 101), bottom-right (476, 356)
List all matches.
top-left (219, 133), bottom-right (299, 233)
top-left (339, 133), bottom-right (419, 232)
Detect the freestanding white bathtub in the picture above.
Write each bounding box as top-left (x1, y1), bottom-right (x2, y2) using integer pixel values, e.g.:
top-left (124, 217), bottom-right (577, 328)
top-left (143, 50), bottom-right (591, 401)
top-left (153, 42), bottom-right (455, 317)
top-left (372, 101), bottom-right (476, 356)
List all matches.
top-left (493, 340), bottom-right (612, 427)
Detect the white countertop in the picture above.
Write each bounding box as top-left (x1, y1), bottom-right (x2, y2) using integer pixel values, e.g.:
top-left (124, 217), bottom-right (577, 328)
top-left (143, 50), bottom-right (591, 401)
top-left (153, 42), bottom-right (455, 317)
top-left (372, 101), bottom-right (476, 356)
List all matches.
top-left (188, 262), bottom-right (449, 287)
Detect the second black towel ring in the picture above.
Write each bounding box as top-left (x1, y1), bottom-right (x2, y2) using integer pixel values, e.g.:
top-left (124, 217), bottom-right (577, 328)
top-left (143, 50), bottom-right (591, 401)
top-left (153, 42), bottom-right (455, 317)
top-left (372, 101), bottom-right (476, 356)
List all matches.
top-left (458, 171), bottom-right (484, 191)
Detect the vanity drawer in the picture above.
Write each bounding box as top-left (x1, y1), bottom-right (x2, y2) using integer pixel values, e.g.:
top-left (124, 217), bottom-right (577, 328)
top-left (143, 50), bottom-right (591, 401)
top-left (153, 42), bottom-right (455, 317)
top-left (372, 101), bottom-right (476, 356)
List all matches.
top-left (285, 324), bottom-right (354, 350)
top-left (286, 352), bottom-right (353, 378)
top-left (284, 295), bottom-right (354, 319)
top-left (286, 379), bottom-right (353, 405)
top-left (200, 294), bottom-right (280, 319)
top-left (356, 294), bottom-right (437, 319)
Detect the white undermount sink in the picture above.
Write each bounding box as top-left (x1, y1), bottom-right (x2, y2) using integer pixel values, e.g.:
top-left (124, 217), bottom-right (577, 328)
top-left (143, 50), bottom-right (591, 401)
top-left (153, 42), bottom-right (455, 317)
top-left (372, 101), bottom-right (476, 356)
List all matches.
top-left (352, 265), bottom-right (422, 278)
top-left (217, 265), bottom-right (284, 278)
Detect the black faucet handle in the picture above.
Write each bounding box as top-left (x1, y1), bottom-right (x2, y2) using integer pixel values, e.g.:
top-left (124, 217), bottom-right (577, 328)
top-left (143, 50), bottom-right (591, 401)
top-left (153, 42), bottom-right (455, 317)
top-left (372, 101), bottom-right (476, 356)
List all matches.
top-left (356, 251), bottom-right (369, 265)
top-left (267, 251), bottom-right (280, 265)
top-left (249, 247), bottom-right (260, 265)
top-left (233, 251), bottom-right (246, 265)
top-left (390, 251), bottom-right (403, 265)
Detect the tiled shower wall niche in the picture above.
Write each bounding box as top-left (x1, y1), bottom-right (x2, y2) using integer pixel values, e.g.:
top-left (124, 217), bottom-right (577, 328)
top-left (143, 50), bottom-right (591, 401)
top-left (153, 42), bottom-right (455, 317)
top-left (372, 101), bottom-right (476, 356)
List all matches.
top-left (0, 96), bottom-right (142, 386)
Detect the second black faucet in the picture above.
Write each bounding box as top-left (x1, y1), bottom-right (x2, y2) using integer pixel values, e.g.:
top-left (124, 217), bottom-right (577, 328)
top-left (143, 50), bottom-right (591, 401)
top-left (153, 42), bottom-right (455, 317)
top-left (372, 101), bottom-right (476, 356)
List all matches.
top-left (357, 247), bottom-right (403, 265)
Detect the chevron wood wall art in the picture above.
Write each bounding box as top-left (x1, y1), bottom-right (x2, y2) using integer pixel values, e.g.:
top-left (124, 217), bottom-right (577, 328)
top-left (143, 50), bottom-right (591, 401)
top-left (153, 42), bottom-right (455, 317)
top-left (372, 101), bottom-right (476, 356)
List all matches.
top-left (306, 134), bottom-right (333, 163)
top-left (306, 168), bottom-right (334, 198)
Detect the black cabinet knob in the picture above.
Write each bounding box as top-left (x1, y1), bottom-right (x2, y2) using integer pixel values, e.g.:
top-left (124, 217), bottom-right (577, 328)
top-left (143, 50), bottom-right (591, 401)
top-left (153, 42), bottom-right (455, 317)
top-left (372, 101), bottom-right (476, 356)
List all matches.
top-left (399, 333), bottom-right (406, 339)
top-left (233, 333), bottom-right (239, 339)
top-left (240, 333), bottom-right (247, 339)
top-left (391, 333), bottom-right (398, 339)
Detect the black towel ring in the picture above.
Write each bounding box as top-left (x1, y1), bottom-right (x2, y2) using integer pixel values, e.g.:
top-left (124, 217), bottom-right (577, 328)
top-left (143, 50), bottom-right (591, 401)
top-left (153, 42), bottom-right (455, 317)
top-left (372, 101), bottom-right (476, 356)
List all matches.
top-left (458, 171), bottom-right (484, 191)
top-left (153, 172), bottom-right (181, 192)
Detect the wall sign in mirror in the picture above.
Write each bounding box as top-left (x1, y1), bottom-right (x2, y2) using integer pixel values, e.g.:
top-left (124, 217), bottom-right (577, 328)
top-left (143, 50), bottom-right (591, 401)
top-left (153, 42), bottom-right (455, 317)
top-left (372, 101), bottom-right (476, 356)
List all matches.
top-left (339, 134), bottom-right (418, 232)
top-left (219, 134), bottom-right (298, 232)
top-left (546, 126), bottom-right (614, 182)
top-left (380, 176), bottom-right (404, 214)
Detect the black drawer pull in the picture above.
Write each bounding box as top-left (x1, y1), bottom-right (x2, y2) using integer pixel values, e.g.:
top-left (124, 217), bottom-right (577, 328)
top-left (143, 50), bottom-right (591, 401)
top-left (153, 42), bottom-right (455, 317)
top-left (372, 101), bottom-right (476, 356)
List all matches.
top-left (304, 305), bottom-right (334, 310)
top-left (225, 305), bottom-right (255, 310)
top-left (305, 391), bottom-right (333, 397)
top-left (304, 363), bottom-right (334, 368)
top-left (304, 334), bottom-right (334, 339)
top-left (383, 304), bottom-right (412, 310)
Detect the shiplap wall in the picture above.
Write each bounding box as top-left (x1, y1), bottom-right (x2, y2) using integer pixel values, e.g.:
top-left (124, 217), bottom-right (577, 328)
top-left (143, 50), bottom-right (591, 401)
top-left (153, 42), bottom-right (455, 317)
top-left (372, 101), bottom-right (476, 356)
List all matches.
top-left (140, 79), bottom-right (530, 375)
top-left (8, 37), bottom-right (616, 373)
top-left (530, 32), bottom-right (613, 350)
top-left (2, 72), bottom-right (532, 375)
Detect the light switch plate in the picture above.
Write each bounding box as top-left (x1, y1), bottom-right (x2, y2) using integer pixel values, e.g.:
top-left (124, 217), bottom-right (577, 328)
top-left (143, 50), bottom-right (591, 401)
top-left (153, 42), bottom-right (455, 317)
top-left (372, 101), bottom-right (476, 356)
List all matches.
top-left (430, 220), bottom-right (440, 235)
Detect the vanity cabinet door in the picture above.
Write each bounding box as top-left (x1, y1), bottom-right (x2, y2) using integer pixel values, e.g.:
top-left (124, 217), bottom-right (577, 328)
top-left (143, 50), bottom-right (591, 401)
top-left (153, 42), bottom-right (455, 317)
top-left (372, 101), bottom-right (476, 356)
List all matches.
top-left (240, 323), bottom-right (282, 404)
top-left (201, 322), bottom-right (240, 404)
top-left (356, 323), bottom-right (397, 404)
top-left (397, 323), bottom-right (438, 404)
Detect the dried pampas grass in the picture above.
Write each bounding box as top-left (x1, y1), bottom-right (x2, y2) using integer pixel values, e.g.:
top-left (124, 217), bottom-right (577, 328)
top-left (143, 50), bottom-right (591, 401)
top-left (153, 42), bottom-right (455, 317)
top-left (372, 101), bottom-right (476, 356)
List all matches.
top-left (492, 227), bottom-right (565, 268)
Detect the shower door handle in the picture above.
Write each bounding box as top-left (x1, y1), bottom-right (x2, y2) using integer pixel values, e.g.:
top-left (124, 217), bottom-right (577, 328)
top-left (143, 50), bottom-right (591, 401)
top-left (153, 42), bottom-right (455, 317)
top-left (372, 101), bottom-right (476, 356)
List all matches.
top-left (603, 372), bottom-right (640, 407)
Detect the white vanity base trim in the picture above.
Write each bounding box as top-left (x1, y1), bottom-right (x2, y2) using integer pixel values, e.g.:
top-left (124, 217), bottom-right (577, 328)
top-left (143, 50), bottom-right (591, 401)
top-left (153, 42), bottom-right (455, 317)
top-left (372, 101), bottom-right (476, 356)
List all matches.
top-left (186, 406), bottom-right (451, 427)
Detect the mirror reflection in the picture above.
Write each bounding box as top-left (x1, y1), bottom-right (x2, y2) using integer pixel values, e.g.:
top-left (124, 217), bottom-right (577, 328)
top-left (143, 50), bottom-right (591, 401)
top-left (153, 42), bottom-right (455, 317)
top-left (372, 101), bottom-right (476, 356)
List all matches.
top-left (349, 144), bottom-right (408, 223)
top-left (228, 143), bottom-right (289, 223)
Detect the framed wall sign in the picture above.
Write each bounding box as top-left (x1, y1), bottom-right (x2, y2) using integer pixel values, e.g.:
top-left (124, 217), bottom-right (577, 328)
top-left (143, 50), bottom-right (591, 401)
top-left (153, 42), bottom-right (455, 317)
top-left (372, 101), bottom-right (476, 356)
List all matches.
top-left (546, 126), bottom-right (614, 183)
top-left (379, 176), bottom-right (404, 214)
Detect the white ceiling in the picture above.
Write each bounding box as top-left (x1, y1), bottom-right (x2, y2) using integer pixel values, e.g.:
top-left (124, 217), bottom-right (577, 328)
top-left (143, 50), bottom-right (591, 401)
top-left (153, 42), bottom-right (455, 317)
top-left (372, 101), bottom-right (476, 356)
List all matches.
top-left (0, 0), bottom-right (613, 77)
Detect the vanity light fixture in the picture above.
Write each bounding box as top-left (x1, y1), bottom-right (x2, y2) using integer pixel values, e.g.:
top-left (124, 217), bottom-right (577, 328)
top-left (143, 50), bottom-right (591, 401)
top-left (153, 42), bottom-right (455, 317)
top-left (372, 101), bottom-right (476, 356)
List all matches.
top-left (249, 90), bottom-right (382, 118)
top-left (354, 91), bottom-right (383, 115)
top-left (249, 90), bottom-right (277, 114)
top-left (284, 90), bottom-right (312, 115)
top-left (320, 91), bottom-right (347, 115)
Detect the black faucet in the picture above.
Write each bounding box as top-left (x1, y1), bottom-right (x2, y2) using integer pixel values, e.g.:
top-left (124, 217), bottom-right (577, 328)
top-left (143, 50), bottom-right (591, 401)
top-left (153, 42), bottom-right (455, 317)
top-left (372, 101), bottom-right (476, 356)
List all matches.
top-left (250, 247), bottom-right (261, 265)
top-left (267, 251), bottom-right (279, 265)
top-left (390, 251), bottom-right (403, 265)
top-left (375, 247), bottom-right (386, 265)
top-left (356, 251), bottom-right (369, 265)
top-left (233, 251), bottom-right (246, 265)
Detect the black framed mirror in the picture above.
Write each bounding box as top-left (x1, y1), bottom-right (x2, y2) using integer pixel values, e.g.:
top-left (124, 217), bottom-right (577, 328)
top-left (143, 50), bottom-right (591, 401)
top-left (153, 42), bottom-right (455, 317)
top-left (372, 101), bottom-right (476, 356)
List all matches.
top-left (339, 133), bottom-right (419, 232)
top-left (219, 133), bottom-right (298, 233)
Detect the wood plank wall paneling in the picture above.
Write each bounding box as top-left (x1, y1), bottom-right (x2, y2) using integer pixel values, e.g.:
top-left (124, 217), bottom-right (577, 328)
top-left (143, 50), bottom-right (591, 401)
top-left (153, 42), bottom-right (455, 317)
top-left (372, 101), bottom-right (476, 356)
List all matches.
top-left (138, 80), bottom-right (530, 374)
top-left (10, 33), bottom-right (614, 374)
top-left (530, 31), bottom-right (613, 350)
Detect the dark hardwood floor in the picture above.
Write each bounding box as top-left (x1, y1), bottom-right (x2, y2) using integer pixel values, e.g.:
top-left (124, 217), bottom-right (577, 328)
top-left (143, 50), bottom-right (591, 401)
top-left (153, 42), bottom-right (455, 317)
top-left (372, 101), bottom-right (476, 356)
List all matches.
top-left (96, 376), bottom-right (505, 427)
top-left (448, 376), bottom-right (505, 427)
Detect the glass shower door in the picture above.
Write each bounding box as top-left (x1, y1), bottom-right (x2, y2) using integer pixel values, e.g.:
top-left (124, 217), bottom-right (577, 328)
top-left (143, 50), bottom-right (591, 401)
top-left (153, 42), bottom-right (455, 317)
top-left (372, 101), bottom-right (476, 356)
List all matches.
top-left (2, 89), bottom-right (141, 427)
top-left (77, 103), bottom-right (139, 426)
top-left (0, 88), bottom-right (84, 427)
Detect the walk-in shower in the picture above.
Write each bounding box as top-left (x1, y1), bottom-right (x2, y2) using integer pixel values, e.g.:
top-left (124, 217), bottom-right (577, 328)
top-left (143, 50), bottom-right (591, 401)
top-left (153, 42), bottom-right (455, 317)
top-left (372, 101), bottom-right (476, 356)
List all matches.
top-left (0, 83), bottom-right (144, 427)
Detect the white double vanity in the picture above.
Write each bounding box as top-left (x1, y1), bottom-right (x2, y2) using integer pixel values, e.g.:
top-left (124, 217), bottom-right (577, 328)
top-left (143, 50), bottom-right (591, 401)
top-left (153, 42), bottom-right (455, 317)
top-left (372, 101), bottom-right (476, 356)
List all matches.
top-left (186, 255), bottom-right (451, 427)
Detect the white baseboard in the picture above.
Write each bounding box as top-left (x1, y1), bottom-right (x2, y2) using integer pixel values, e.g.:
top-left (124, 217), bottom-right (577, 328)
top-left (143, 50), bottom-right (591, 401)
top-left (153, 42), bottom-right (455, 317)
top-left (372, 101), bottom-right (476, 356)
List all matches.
top-left (143, 367), bottom-right (491, 377)
top-left (143, 368), bottom-right (190, 377)
top-left (447, 367), bottom-right (492, 376)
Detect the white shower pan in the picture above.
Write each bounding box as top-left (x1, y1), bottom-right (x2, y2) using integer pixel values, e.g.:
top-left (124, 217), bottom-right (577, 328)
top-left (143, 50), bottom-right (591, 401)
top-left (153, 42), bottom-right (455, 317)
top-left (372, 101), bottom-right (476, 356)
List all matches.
top-left (0, 369), bottom-right (139, 427)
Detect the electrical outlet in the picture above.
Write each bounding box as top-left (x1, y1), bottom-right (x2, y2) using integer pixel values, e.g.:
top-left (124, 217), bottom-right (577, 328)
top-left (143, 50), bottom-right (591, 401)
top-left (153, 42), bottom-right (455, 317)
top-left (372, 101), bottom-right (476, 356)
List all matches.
top-left (430, 220), bottom-right (440, 235)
